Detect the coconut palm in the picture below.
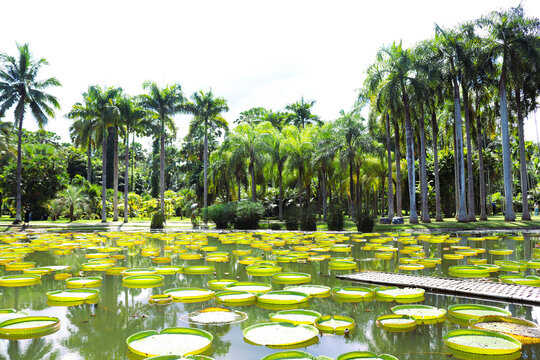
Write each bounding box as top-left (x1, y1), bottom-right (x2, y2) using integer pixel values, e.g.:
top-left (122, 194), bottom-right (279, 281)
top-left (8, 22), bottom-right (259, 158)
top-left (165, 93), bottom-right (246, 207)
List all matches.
top-left (68, 106), bottom-right (96, 183)
top-left (139, 81), bottom-right (184, 215)
top-left (284, 97), bottom-right (321, 128)
top-left (0, 43), bottom-right (61, 223)
top-left (183, 90), bottom-right (229, 220)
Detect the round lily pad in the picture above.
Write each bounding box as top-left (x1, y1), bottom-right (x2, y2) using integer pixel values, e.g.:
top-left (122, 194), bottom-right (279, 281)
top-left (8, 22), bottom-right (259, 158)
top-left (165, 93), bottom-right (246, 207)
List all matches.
top-left (376, 314), bottom-right (417, 332)
top-left (243, 322), bottom-right (319, 348)
top-left (261, 351), bottom-right (325, 360)
top-left (0, 274), bottom-right (41, 287)
top-left (257, 291), bottom-right (309, 305)
top-left (336, 351), bottom-right (398, 360)
top-left (46, 289), bottom-right (99, 303)
top-left (224, 281), bottom-right (272, 294)
top-left (272, 272), bottom-right (311, 284)
top-left (122, 275), bottom-right (164, 288)
top-left (315, 315), bottom-right (355, 334)
top-left (214, 291), bottom-right (256, 305)
top-left (331, 287), bottom-right (374, 302)
top-left (268, 309), bottom-right (321, 324)
top-left (0, 316), bottom-right (60, 340)
top-left (183, 266), bottom-right (215, 275)
top-left (391, 305), bottom-right (446, 324)
top-left (207, 279), bottom-right (238, 291)
top-left (66, 276), bottom-right (102, 288)
top-left (375, 287), bottom-right (425, 303)
top-left (148, 294), bottom-right (174, 305)
top-left (246, 264), bottom-right (282, 276)
top-left (443, 328), bottom-right (521, 355)
top-left (181, 307), bottom-right (247, 325)
top-left (164, 288), bottom-right (214, 303)
top-left (284, 285), bottom-right (331, 298)
top-left (448, 304), bottom-right (512, 320)
top-left (469, 315), bottom-right (540, 345)
top-left (127, 327), bottom-right (213, 357)
top-left (448, 266), bottom-right (490, 278)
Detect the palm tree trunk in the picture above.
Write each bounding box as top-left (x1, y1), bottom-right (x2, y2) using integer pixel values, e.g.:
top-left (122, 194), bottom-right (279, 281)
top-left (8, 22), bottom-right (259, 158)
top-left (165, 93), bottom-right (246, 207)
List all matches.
top-left (101, 125), bottom-right (107, 223)
top-left (402, 92), bottom-right (418, 224)
top-left (450, 61), bottom-right (468, 222)
top-left (474, 94), bottom-right (487, 220)
top-left (322, 170), bottom-right (327, 222)
top-left (516, 88), bottom-right (530, 220)
top-left (349, 158), bottom-right (355, 217)
top-left (124, 127), bottom-right (129, 223)
top-left (113, 125), bottom-right (119, 221)
top-left (298, 166), bottom-right (303, 219)
top-left (86, 143), bottom-right (92, 183)
top-left (453, 124), bottom-right (460, 218)
top-left (203, 117), bottom-right (208, 224)
top-left (462, 84), bottom-right (476, 221)
top-left (499, 67), bottom-right (516, 221)
top-left (393, 118), bottom-right (403, 217)
top-left (431, 110), bottom-right (443, 221)
top-left (419, 114), bottom-right (430, 223)
top-left (385, 113), bottom-right (394, 219)
top-left (278, 164), bottom-right (283, 221)
top-left (237, 174), bottom-right (241, 201)
top-left (250, 160), bottom-right (256, 201)
top-left (130, 133), bottom-right (135, 190)
top-left (15, 116), bottom-right (23, 223)
top-left (160, 116), bottom-right (166, 218)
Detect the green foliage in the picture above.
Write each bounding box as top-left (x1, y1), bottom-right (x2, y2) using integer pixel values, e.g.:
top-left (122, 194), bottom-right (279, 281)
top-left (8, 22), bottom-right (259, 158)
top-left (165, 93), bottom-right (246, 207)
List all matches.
top-left (233, 200), bottom-right (264, 230)
top-left (206, 202), bottom-right (236, 229)
top-left (284, 208), bottom-right (299, 230)
top-left (327, 206), bottom-right (344, 231)
top-left (150, 211), bottom-right (165, 229)
top-left (355, 212), bottom-right (375, 233)
top-left (269, 223), bottom-right (282, 231)
top-left (300, 210), bottom-right (317, 231)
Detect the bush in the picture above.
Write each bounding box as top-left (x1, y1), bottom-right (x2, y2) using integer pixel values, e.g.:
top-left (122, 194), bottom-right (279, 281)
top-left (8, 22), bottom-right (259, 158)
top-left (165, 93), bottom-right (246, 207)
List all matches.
top-left (269, 223), bottom-right (282, 231)
top-left (355, 212), bottom-right (374, 233)
top-left (327, 207), bottom-right (344, 231)
top-left (233, 201), bottom-right (264, 230)
top-left (150, 211), bottom-right (165, 229)
top-left (301, 210), bottom-right (317, 231)
top-left (284, 208), bottom-right (299, 230)
top-left (206, 203), bottom-right (236, 229)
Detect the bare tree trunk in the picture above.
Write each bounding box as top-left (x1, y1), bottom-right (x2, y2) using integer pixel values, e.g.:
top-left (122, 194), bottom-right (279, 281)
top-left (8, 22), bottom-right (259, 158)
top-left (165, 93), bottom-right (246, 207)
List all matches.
top-left (250, 160), bottom-right (256, 201)
top-left (516, 89), bottom-right (530, 220)
top-left (453, 124), bottom-right (459, 219)
top-left (475, 94), bottom-right (487, 220)
top-left (278, 164), bottom-right (283, 220)
top-left (298, 166), bottom-right (303, 219)
top-left (393, 118), bottom-right (403, 217)
top-left (87, 143), bottom-right (92, 183)
top-left (237, 175), bottom-right (241, 201)
top-left (385, 113), bottom-right (394, 219)
top-left (402, 92), bottom-right (418, 223)
top-left (322, 171), bottom-right (327, 222)
top-left (160, 116), bottom-right (166, 218)
top-left (462, 83), bottom-right (476, 221)
top-left (419, 114), bottom-right (430, 223)
top-left (349, 158), bottom-right (355, 217)
top-left (499, 68), bottom-right (516, 221)
top-left (101, 126), bottom-right (107, 223)
top-left (15, 117), bottom-right (23, 223)
top-left (431, 110), bottom-right (443, 221)
top-left (124, 127), bottom-right (129, 223)
top-left (203, 117), bottom-right (208, 225)
top-left (113, 125), bottom-right (119, 222)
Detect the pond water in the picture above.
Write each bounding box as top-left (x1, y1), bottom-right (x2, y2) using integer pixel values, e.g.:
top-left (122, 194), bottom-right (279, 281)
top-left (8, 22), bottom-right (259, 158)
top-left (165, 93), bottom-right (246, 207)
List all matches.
top-left (0, 231), bottom-right (538, 359)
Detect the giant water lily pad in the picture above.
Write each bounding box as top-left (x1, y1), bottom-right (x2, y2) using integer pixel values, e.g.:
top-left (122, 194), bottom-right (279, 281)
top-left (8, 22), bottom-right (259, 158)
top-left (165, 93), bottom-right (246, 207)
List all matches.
top-left (0, 316), bottom-right (60, 339)
top-left (268, 309), bottom-right (321, 324)
top-left (261, 351), bottom-right (332, 360)
top-left (336, 351), bottom-right (398, 360)
top-left (315, 315), bottom-right (355, 334)
top-left (122, 275), bottom-right (164, 288)
top-left (127, 328), bottom-right (213, 357)
top-left (46, 289), bottom-right (99, 304)
top-left (272, 272), bottom-right (312, 284)
top-left (376, 314), bottom-right (417, 332)
top-left (284, 285), bottom-right (331, 298)
top-left (375, 287), bottom-right (425, 303)
top-left (448, 304), bottom-right (511, 320)
top-left (0, 274), bottom-right (41, 287)
top-left (243, 322), bottom-right (319, 348)
top-left (391, 305), bottom-right (446, 324)
top-left (181, 308), bottom-right (247, 325)
top-left (214, 291), bottom-right (256, 305)
top-left (257, 291), bottom-right (309, 305)
top-left (66, 276), bottom-right (102, 288)
top-left (470, 316), bottom-right (540, 345)
top-left (164, 288), bottom-right (214, 303)
top-left (224, 281), bottom-right (272, 294)
top-left (443, 329), bottom-right (521, 355)
top-left (331, 287), bottom-right (374, 302)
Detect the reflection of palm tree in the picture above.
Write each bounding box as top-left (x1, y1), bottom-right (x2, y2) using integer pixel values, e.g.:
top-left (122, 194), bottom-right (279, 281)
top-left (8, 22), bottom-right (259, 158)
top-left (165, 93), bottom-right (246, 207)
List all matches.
top-left (4, 338), bottom-right (59, 360)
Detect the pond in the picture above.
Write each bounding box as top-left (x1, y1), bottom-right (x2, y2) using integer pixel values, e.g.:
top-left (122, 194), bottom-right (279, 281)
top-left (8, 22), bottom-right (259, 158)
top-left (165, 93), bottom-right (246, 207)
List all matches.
top-left (0, 231), bottom-right (538, 359)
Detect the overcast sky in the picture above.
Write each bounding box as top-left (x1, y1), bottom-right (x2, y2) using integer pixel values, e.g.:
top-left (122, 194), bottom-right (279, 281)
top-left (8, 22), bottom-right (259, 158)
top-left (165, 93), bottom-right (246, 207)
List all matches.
top-left (1, 0), bottom-right (539, 145)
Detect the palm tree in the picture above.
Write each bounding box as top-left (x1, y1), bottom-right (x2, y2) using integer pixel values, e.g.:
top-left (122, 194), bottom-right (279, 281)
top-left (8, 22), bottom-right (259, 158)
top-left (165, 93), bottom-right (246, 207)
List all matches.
top-left (183, 90), bottom-right (229, 220)
top-left (67, 102), bottom-right (96, 183)
top-left (267, 127), bottom-right (288, 220)
top-left (56, 184), bottom-right (90, 222)
top-left (226, 122), bottom-right (272, 202)
top-left (117, 95), bottom-right (147, 223)
top-left (139, 81), bottom-right (184, 216)
top-left (285, 97), bottom-right (321, 128)
top-left (0, 43), bottom-right (61, 223)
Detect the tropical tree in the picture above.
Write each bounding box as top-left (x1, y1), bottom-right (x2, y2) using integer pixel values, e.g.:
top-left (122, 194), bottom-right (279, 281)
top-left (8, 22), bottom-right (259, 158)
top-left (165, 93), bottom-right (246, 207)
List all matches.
top-left (56, 184), bottom-right (90, 221)
top-left (139, 81), bottom-right (184, 216)
top-left (0, 43), bottom-right (61, 223)
top-left (285, 97), bottom-right (321, 128)
top-left (267, 127), bottom-right (288, 220)
top-left (183, 90), bottom-right (229, 221)
top-left (68, 105), bottom-right (96, 183)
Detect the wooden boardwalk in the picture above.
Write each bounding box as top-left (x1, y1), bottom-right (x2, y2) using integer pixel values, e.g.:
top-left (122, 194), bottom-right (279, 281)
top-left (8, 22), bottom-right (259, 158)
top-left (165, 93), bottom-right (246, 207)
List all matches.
top-left (337, 271), bottom-right (540, 305)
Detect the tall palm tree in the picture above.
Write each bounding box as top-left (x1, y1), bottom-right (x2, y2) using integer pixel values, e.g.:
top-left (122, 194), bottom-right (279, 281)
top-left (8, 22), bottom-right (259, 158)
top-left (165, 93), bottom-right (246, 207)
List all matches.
top-left (183, 90), bottom-right (229, 220)
top-left (68, 107), bottom-right (95, 183)
top-left (117, 95), bottom-right (147, 223)
top-left (56, 184), bottom-right (90, 222)
top-left (139, 81), bottom-right (184, 215)
top-left (285, 97), bottom-right (321, 128)
top-left (0, 43), bottom-right (61, 223)
top-left (268, 127), bottom-right (288, 220)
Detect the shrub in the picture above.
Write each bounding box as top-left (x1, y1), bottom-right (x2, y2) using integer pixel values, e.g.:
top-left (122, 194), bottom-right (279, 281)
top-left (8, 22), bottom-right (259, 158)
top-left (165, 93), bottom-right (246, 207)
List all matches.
top-left (206, 203), bottom-right (236, 229)
top-left (284, 208), bottom-right (299, 230)
top-left (150, 211), bottom-right (165, 229)
top-left (301, 210), bottom-right (317, 231)
top-left (326, 207), bottom-right (344, 231)
top-left (355, 212), bottom-right (374, 233)
top-left (233, 201), bottom-right (264, 230)
top-left (269, 223), bottom-right (282, 231)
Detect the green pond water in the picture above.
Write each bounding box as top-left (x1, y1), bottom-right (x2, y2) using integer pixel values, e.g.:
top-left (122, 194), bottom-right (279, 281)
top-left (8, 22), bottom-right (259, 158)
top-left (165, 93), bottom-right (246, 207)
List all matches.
top-left (0, 231), bottom-right (538, 359)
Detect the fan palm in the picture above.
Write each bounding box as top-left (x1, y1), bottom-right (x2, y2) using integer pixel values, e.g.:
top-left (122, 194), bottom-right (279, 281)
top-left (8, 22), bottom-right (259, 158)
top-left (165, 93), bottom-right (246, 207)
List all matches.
top-left (0, 43), bottom-right (61, 223)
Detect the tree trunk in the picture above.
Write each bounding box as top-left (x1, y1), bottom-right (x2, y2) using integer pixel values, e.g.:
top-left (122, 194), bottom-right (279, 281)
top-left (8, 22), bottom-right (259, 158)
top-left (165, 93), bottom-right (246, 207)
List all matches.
top-left (278, 164), bottom-right (283, 221)
top-left (349, 157), bottom-right (355, 217)
top-left (462, 83), bottom-right (476, 221)
top-left (15, 115), bottom-right (23, 223)
top-left (402, 92), bottom-right (418, 223)
top-left (124, 127), bottom-right (129, 223)
top-left (475, 93), bottom-right (488, 220)
top-left (237, 175), bottom-right (241, 201)
top-left (250, 159), bottom-right (256, 201)
top-left (203, 117), bottom-right (208, 224)
top-left (385, 113), bottom-right (394, 219)
top-left (86, 143), bottom-right (92, 183)
top-left (499, 67), bottom-right (516, 221)
top-left (70, 205), bottom-right (74, 222)
top-left (431, 110), bottom-right (443, 221)
top-left (393, 118), bottom-right (403, 217)
top-left (101, 125), bottom-right (107, 223)
top-left (298, 166), bottom-right (303, 219)
top-left (322, 170), bottom-right (327, 222)
top-left (450, 60), bottom-right (468, 222)
top-left (130, 133), bottom-right (135, 190)
top-left (516, 88), bottom-right (530, 220)
top-left (160, 116), bottom-right (166, 217)
top-left (453, 124), bottom-right (460, 218)
top-left (113, 125), bottom-right (119, 221)
top-left (419, 114), bottom-right (430, 223)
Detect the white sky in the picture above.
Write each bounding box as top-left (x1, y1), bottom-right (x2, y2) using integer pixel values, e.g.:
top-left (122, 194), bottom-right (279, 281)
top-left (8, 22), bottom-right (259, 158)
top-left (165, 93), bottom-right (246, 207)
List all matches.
top-left (1, 0), bottom-right (539, 145)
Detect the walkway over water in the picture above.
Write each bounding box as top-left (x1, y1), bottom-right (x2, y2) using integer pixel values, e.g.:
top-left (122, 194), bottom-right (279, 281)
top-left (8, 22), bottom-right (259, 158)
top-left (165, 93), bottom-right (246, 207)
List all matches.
top-left (337, 271), bottom-right (540, 305)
